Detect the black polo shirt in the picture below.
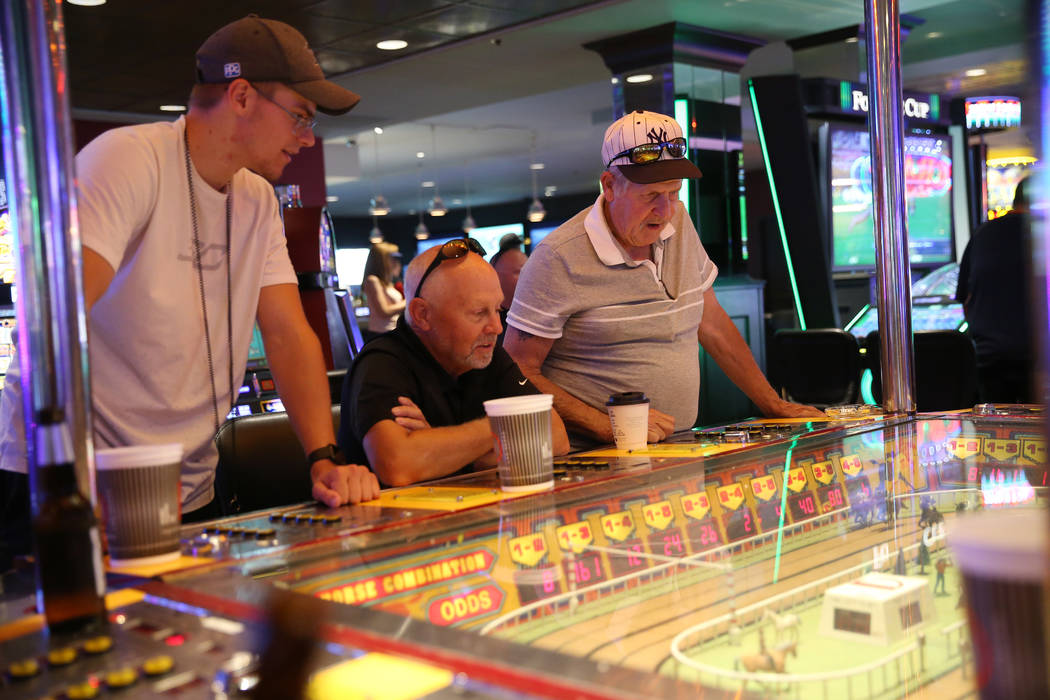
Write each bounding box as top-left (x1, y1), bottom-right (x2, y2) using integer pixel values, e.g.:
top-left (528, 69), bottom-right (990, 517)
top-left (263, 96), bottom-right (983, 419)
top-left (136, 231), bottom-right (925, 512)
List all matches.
top-left (338, 318), bottom-right (539, 480)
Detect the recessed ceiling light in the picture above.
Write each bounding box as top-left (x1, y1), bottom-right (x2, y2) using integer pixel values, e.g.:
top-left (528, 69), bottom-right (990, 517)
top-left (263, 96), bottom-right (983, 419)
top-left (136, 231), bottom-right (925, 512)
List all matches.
top-left (416, 152), bottom-right (425, 159)
top-left (68, 0), bottom-right (106, 5)
top-left (421, 181), bottom-right (435, 188)
top-left (845, 37), bottom-right (858, 44)
top-left (965, 68), bottom-right (987, 77)
top-left (159, 104), bottom-right (186, 112)
top-left (376, 39), bottom-right (408, 51)
top-left (373, 126), bottom-right (384, 135)
top-left (530, 163), bottom-right (545, 170)
top-left (626, 74), bottom-right (653, 84)
top-left (926, 31), bottom-right (943, 39)
top-left (326, 195), bottom-right (339, 203)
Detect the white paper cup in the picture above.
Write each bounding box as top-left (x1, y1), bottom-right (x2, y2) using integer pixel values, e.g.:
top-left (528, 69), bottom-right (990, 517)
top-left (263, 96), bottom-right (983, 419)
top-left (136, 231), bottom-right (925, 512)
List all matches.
top-left (95, 444), bottom-right (183, 567)
top-left (606, 392), bottom-right (649, 451)
top-left (483, 395), bottom-right (554, 493)
top-left (947, 509), bottom-right (1048, 699)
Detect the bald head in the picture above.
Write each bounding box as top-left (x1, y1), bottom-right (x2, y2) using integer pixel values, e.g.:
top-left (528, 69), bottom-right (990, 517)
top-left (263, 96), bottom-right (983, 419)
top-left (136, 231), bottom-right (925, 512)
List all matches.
top-left (405, 248), bottom-right (504, 377)
top-left (492, 248), bottom-right (527, 310)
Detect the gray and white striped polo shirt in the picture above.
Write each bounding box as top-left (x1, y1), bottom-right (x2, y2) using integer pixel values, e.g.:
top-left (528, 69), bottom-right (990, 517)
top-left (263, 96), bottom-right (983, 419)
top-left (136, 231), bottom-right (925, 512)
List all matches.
top-left (507, 193), bottom-right (717, 434)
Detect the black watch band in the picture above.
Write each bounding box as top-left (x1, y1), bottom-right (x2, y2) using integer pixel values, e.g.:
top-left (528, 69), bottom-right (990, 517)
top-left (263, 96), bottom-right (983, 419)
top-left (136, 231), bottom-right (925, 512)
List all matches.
top-left (307, 443), bottom-right (345, 466)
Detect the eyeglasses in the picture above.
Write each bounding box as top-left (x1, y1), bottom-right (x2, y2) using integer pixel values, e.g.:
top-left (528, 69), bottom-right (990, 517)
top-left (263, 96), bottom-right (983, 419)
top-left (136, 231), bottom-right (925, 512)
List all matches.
top-left (251, 83), bottom-right (317, 135)
top-left (413, 238), bottom-right (487, 299)
top-left (605, 137), bottom-right (687, 169)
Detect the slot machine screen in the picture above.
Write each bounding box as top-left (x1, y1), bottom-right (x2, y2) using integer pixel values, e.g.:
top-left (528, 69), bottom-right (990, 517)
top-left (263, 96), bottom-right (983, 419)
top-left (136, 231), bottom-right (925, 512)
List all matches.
top-left (828, 125), bottom-right (953, 270)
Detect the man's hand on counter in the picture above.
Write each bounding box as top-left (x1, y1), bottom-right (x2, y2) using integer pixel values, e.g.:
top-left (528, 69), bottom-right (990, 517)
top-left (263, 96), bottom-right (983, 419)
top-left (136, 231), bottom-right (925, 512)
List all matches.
top-left (647, 408), bottom-right (675, 443)
top-left (311, 461), bottom-right (381, 507)
top-left (763, 398), bottom-right (825, 419)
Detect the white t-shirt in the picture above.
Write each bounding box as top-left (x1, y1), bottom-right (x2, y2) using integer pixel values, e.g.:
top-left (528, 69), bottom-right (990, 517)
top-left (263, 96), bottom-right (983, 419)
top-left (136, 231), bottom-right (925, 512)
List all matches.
top-left (0, 117), bottom-right (297, 511)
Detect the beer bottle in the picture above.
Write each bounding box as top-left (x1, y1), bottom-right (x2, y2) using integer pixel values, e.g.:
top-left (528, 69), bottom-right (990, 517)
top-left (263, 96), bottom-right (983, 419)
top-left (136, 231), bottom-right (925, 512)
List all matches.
top-left (31, 422), bottom-right (106, 635)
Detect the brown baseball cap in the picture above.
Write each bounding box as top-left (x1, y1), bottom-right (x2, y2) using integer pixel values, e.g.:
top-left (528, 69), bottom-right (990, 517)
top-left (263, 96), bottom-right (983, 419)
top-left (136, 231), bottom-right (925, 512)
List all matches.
top-left (196, 15), bottom-right (360, 116)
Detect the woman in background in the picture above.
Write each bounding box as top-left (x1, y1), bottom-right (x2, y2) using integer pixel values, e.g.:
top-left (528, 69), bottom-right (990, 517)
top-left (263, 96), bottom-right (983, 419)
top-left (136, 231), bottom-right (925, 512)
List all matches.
top-left (361, 242), bottom-right (405, 342)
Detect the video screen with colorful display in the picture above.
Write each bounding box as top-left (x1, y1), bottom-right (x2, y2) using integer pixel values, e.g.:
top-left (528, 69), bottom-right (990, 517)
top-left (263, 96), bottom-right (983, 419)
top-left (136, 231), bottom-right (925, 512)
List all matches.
top-left (416, 223), bottom-right (524, 262)
top-left (828, 126), bottom-right (953, 270)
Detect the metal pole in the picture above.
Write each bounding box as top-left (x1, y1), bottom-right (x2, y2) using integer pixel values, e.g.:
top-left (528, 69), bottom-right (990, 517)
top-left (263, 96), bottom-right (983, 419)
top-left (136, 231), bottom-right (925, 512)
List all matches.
top-left (0, 0), bottom-right (94, 492)
top-left (864, 0), bottom-right (916, 413)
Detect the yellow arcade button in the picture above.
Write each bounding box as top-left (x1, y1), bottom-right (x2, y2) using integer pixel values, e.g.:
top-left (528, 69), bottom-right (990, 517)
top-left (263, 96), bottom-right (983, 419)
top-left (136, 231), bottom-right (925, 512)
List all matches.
top-left (142, 654), bottom-right (174, 676)
top-left (47, 646), bottom-right (78, 666)
top-left (66, 680), bottom-right (100, 699)
top-left (105, 666), bottom-right (138, 688)
top-left (82, 635), bottom-right (114, 655)
top-left (7, 657), bottom-right (40, 679)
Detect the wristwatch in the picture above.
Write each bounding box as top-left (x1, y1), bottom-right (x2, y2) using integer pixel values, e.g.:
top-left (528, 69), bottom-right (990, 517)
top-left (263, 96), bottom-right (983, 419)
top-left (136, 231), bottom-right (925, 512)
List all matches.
top-left (306, 444), bottom-right (345, 466)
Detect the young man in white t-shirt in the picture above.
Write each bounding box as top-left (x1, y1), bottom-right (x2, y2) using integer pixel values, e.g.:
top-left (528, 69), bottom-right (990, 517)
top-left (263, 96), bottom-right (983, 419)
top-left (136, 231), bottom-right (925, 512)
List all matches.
top-left (0, 16), bottom-right (379, 564)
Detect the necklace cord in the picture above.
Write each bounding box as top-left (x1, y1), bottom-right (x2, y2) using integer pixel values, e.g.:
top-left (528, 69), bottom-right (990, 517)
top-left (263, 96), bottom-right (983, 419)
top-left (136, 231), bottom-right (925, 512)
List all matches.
top-left (184, 132), bottom-right (234, 435)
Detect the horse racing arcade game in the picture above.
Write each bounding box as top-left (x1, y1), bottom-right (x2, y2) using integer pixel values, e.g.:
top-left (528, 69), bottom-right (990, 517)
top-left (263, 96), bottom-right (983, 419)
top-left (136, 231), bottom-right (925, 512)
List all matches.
top-left (747, 76), bottom-right (961, 332)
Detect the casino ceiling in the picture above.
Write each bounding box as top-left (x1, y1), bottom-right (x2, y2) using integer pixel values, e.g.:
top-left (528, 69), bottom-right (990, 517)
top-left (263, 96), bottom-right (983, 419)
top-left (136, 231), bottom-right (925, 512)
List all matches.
top-left (62, 0), bottom-right (1028, 217)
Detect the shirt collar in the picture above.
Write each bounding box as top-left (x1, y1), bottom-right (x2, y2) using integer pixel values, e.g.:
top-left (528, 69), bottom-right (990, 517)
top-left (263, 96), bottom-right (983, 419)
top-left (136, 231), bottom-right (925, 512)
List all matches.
top-left (394, 317), bottom-right (457, 390)
top-left (583, 191), bottom-right (674, 268)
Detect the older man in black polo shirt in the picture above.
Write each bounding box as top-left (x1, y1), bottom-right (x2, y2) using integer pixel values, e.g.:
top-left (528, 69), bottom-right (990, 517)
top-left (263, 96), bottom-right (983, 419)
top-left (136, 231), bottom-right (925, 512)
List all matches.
top-left (338, 239), bottom-right (569, 486)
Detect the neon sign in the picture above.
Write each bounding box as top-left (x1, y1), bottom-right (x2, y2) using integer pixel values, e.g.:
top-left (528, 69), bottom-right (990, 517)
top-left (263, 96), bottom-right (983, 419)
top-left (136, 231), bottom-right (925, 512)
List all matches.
top-left (965, 97), bottom-right (1021, 129)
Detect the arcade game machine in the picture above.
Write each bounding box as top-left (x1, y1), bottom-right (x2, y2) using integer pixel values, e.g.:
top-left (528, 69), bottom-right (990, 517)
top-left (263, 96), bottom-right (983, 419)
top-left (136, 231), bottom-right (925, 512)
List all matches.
top-left (0, 171), bottom-right (15, 384)
top-left (746, 77), bottom-right (961, 331)
top-left (281, 187), bottom-right (351, 372)
top-left (956, 96), bottom-right (1030, 225)
top-left (3, 410), bottom-right (1042, 698)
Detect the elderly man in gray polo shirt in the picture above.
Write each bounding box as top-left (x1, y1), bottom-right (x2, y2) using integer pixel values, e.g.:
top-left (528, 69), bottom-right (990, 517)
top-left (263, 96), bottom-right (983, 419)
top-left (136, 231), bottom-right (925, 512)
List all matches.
top-left (505, 111), bottom-right (821, 448)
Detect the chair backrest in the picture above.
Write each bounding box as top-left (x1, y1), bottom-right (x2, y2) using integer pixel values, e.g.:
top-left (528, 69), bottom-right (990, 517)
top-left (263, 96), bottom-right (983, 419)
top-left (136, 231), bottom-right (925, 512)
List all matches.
top-left (326, 369), bottom-right (346, 404)
top-left (771, 328), bottom-right (861, 407)
top-left (213, 405), bottom-right (341, 514)
top-left (335, 291), bottom-right (365, 359)
top-left (865, 329), bottom-right (978, 411)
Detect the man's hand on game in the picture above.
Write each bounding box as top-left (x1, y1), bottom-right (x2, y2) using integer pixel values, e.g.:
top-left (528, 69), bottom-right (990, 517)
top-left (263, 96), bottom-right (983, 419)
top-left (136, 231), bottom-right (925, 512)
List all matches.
top-left (766, 398), bottom-right (825, 419)
top-left (647, 407), bottom-right (675, 443)
top-left (312, 461), bottom-right (380, 507)
top-left (391, 396), bottom-right (432, 432)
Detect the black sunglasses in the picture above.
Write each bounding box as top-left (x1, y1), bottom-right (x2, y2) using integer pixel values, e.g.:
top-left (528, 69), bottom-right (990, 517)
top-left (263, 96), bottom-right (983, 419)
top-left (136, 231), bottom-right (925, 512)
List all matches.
top-left (413, 238), bottom-right (487, 299)
top-left (605, 137), bottom-right (688, 169)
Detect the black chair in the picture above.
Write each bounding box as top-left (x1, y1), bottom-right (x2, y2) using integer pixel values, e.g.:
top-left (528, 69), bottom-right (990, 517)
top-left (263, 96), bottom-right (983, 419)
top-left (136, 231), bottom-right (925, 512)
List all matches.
top-left (213, 405), bottom-right (341, 514)
top-left (335, 291), bottom-right (365, 359)
top-left (865, 329), bottom-right (978, 411)
top-left (326, 369), bottom-right (346, 404)
top-left (770, 329), bottom-right (861, 408)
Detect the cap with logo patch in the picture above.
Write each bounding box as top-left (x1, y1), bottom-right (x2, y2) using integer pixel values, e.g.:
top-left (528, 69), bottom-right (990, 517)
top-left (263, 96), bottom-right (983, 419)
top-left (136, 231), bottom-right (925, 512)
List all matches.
top-left (601, 111), bottom-right (702, 183)
top-left (196, 15), bottom-right (360, 116)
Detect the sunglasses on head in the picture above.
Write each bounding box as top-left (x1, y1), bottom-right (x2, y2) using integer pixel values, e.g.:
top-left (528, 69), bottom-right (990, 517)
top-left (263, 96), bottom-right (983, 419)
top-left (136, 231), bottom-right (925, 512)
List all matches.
top-left (412, 238), bottom-right (487, 299)
top-left (605, 137), bottom-right (688, 169)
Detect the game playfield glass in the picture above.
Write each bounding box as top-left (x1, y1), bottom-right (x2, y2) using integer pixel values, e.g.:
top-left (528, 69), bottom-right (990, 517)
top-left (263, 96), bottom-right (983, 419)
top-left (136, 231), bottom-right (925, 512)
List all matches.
top-left (154, 408), bottom-right (1048, 699)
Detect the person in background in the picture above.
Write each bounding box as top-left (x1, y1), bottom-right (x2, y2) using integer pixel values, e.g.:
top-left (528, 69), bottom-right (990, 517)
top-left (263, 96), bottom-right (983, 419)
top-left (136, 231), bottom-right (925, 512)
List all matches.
top-left (0, 15), bottom-right (379, 570)
top-left (339, 240), bottom-right (569, 486)
top-left (361, 241), bottom-right (405, 343)
top-left (955, 179), bottom-right (1033, 403)
top-left (490, 233), bottom-right (528, 344)
top-left (505, 111), bottom-right (821, 450)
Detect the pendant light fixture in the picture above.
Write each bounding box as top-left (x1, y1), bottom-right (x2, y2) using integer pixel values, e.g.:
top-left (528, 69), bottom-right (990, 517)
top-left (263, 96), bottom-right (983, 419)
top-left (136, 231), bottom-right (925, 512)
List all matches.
top-left (368, 128), bottom-right (390, 216)
top-left (426, 124), bottom-right (447, 217)
top-left (368, 214), bottom-right (383, 243)
top-left (415, 162), bottom-right (429, 240)
top-left (462, 175), bottom-right (476, 233)
top-left (526, 135), bottom-right (546, 223)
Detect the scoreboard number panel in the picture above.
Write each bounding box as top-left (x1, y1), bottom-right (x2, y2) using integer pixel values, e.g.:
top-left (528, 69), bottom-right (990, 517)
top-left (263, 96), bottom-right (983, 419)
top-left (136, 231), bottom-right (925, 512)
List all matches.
top-left (817, 483), bottom-right (846, 512)
top-left (755, 500), bottom-right (784, 531)
top-left (722, 509), bottom-right (757, 541)
top-left (605, 539), bottom-right (648, 578)
top-left (685, 517), bottom-right (722, 550)
top-left (788, 491), bottom-right (820, 521)
top-left (514, 566), bottom-right (562, 605)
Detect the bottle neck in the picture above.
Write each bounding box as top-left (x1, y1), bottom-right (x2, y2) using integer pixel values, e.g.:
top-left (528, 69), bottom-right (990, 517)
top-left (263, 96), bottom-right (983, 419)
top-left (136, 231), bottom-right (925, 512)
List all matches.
top-left (35, 461), bottom-right (81, 499)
